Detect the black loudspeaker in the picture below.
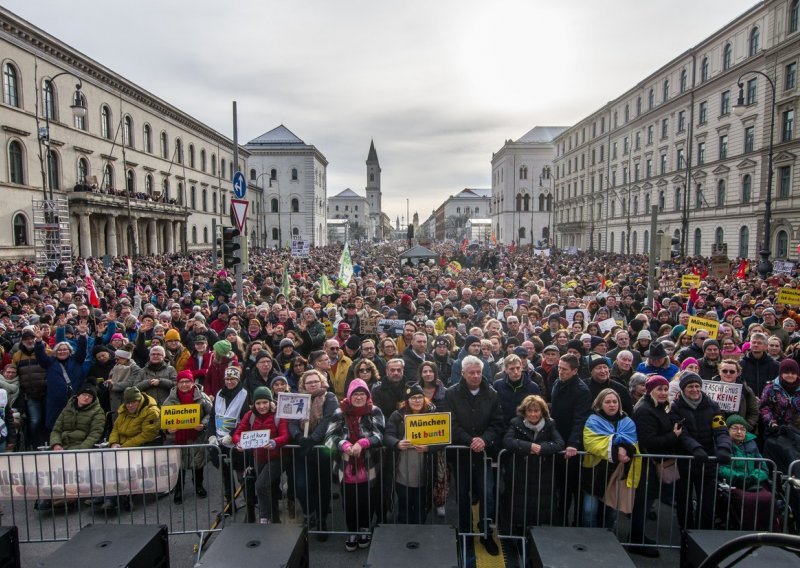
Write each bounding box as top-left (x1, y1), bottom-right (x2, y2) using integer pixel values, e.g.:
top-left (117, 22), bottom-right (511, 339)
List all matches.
top-left (0, 527), bottom-right (20, 568)
top-left (36, 524), bottom-right (169, 568)
top-left (682, 530), bottom-right (800, 567)
top-left (528, 526), bottom-right (635, 568)
top-left (198, 523), bottom-right (308, 567)
top-left (365, 524), bottom-right (458, 568)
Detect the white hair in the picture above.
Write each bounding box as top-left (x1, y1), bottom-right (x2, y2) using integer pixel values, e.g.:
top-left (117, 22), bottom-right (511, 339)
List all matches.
top-left (461, 355), bottom-right (484, 373)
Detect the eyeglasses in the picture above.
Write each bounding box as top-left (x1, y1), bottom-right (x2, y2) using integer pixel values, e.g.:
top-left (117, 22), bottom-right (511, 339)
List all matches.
top-left (351, 392), bottom-right (368, 398)
top-left (728, 425), bottom-right (746, 431)
top-left (720, 369), bottom-right (738, 374)
top-left (358, 368), bottom-right (371, 373)
top-left (223, 377), bottom-right (239, 382)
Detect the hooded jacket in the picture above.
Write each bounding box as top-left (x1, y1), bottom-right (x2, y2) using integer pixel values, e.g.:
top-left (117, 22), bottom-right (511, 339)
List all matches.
top-left (134, 361), bottom-right (177, 406)
top-left (49, 393), bottom-right (106, 449)
top-left (109, 393), bottom-right (161, 447)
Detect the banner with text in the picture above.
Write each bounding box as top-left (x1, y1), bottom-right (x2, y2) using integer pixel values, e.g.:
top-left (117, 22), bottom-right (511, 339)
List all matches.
top-left (404, 412), bottom-right (451, 446)
top-left (777, 287), bottom-right (800, 306)
top-left (276, 393), bottom-right (311, 421)
top-left (701, 380), bottom-right (742, 412)
top-left (686, 315), bottom-right (719, 340)
top-left (161, 404), bottom-right (201, 430)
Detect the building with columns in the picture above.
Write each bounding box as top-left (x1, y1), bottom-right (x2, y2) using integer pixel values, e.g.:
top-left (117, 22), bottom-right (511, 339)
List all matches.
top-left (0, 6), bottom-right (247, 260)
top-left (552, 0), bottom-right (800, 259)
top-left (420, 188), bottom-right (491, 241)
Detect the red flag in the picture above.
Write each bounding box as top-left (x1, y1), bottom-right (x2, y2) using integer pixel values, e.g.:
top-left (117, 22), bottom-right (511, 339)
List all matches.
top-left (84, 260), bottom-right (100, 308)
top-left (701, 266), bottom-right (708, 279)
top-left (460, 238), bottom-right (468, 253)
top-left (599, 273), bottom-right (607, 291)
top-left (736, 259), bottom-right (747, 279)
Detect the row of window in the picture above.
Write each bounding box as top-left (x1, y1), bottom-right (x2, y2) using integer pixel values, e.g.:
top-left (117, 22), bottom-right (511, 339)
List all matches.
top-left (190, 225), bottom-right (300, 244)
top-left (249, 167), bottom-right (299, 183)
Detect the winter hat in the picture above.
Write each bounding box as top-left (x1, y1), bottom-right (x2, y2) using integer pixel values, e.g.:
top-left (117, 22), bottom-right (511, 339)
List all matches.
top-left (588, 354), bottom-right (610, 371)
top-left (213, 340), bottom-right (232, 357)
top-left (670, 325), bottom-right (687, 341)
top-left (680, 357), bottom-right (699, 370)
top-left (590, 336), bottom-right (606, 350)
top-left (176, 370), bottom-right (194, 383)
top-left (566, 339), bottom-right (585, 354)
top-left (344, 335), bottom-right (361, 351)
top-left (194, 334), bottom-right (208, 344)
top-left (338, 322), bottom-right (351, 332)
top-left (463, 335), bottom-right (481, 349)
top-left (224, 366), bottom-right (242, 381)
top-left (269, 376), bottom-right (288, 389)
top-left (580, 333), bottom-right (592, 343)
top-left (779, 358), bottom-right (800, 377)
top-left (252, 386), bottom-right (273, 402)
top-left (123, 387), bottom-right (143, 404)
top-left (165, 329), bottom-right (181, 342)
top-left (254, 351), bottom-right (272, 363)
top-left (434, 336), bottom-right (450, 348)
top-left (346, 378), bottom-right (371, 400)
top-left (725, 414), bottom-right (748, 429)
top-left (762, 307), bottom-right (776, 316)
top-left (92, 344), bottom-right (113, 357)
top-left (217, 303), bottom-right (230, 314)
top-left (77, 384), bottom-right (97, 399)
top-left (646, 343), bottom-right (667, 360)
top-left (224, 328), bottom-right (238, 338)
top-left (679, 371), bottom-right (703, 391)
top-left (110, 332), bottom-right (125, 342)
top-left (645, 375), bottom-right (669, 394)
top-left (279, 338), bottom-right (294, 349)
top-left (114, 349), bottom-right (132, 360)
top-left (513, 346), bottom-right (529, 358)
top-left (637, 329), bottom-right (652, 341)
top-left (702, 339), bottom-right (720, 351)
top-left (21, 329), bottom-right (35, 339)
top-left (404, 384), bottom-right (425, 400)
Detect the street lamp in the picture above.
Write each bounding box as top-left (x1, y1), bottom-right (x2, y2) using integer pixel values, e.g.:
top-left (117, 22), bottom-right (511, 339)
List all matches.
top-left (40, 75), bottom-right (86, 201)
top-left (733, 71), bottom-right (775, 279)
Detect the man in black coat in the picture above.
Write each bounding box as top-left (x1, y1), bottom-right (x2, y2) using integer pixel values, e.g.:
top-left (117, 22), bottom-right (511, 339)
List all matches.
top-left (402, 331), bottom-right (431, 383)
top-left (583, 355), bottom-right (633, 416)
top-left (493, 353), bottom-right (541, 427)
top-left (740, 332), bottom-right (778, 399)
top-left (444, 355), bottom-right (504, 556)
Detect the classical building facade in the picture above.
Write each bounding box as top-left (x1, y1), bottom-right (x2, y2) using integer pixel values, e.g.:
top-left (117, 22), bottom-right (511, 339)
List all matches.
top-left (421, 188), bottom-right (491, 241)
top-left (245, 125), bottom-right (327, 248)
top-left (490, 126), bottom-right (564, 245)
top-left (553, 0), bottom-right (800, 259)
top-left (0, 6), bottom-right (247, 260)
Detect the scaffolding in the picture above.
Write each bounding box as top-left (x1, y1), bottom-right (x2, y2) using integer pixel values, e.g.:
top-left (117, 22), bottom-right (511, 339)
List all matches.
top-left (32, 198), bottom-right (72, 275)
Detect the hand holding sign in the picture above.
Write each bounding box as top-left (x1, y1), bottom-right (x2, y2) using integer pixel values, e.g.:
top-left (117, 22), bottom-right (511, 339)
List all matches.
top-left (239, 429), bottom-right (272, 449)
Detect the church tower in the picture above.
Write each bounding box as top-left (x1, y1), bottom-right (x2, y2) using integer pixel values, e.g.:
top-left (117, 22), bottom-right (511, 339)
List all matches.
top-left (366, 140), bottom-right (382, 238)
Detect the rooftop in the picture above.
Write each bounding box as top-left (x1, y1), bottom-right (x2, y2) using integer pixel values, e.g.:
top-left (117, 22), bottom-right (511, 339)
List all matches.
top-left (516, 126), bottom-right (569, 144)
top-left (247, 125), bottom-right (305, 145)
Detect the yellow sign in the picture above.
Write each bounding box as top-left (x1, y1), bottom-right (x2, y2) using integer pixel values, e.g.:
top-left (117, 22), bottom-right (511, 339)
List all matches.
top-left (681, 274), bottom-right (701, 289)
top-left (404, 412), bottom-right (451, 446)
top-left (686, 316), bottom-right (719, 340)
top-left (160, 404), bottom-right (201, 430)
top-left (777, 287), bottom-right (800, 306)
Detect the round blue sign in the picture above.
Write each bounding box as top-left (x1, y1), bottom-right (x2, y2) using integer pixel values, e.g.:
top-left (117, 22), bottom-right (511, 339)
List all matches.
top-left (233, 171), bottom-right (246, 199)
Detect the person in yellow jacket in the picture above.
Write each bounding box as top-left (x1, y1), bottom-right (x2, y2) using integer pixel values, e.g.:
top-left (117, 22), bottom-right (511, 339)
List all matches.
top-left (324, 339), bottom-right (352, 398)
top-left (165, 329), bottom-right (190, 372)
top-left (109, 387), bottom-right (161, 448)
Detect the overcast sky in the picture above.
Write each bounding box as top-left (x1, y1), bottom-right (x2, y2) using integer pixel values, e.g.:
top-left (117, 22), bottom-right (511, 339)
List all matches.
top-left (7, 0), bottom-right (757, 223)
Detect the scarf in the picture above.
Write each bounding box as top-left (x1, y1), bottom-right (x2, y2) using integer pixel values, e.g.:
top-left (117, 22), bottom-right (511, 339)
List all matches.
top-left (780, 378), bottom-right (800, 395)
top-left (683, 396), bottom-right (702, 410)
top-left (523, 418), bottom-right (545, 434)
top-left (340, 399), bottom-right (373, 478)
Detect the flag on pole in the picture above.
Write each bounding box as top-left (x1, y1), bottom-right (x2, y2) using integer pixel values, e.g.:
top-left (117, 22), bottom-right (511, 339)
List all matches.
top-left (318, 274), bottom-right (335, 297)
top-left (83, 259), bottom-right (100, 308)
top-left (599, 273), bottom-right (607, 291)
top-left (736, 259), bottom-right (747, 279)
top-left (280, 262), bottom-right (291, 298)
top-left (338, 243), bottom-right (354, 286)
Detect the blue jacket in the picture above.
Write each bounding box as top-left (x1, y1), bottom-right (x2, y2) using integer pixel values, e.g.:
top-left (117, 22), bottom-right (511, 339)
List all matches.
top-left (35, 337), bottom-right (87, 432)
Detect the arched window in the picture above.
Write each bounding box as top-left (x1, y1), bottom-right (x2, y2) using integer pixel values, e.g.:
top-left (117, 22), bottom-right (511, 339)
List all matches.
top-left (693, 228), bottom-right (702, 256)
top-left (292, 227), bottom-right (300, 237)
top-left (143, 124), bottom-right (152, 153)
top-left (632, 231), bottom-right (638, 253)
top-left (126, 169), bottom-right (134, 193)
top-left (211, 154), bottom-right (216, 175)
top-left (221, 193), bottom-right (226, 214)
top-left (47, 149), bottom-right (60, 190)
top-left (101, 105), bottom-right (113, 140)
top-left (717, 180), bottom-right (726, 206)
top-left (742, 174), bottom-right (752, 204)
top-left (645, 193), bottom-right (651, 210)
top-left (546, 194), bottom-right (552, 211)
top-left (701, 56), bottom-right (709, 82)
top-left (523, 194), bottom-right (530, 211)
top-left (291, 198), bottom-right (299, 213)
top-left (201, 188), bottom-right (207, 212)
top-left (792, 0), bottom-right (800, 34)
top-left (42, 79), bottom-right (56, 120)
top-left (633, 195), bottom-right (639, 214)
top-left (680, 69), bottom-right (687, 92)
top-left (739, 226), bottom-right (749, 258)
top-left (221, 159), bottom-right (226, 179)
top-left (213, 191), bottom-right (218, 214)
top-left (516, 193), bottom-right (522, 212)
top-left (723, 43), bottom-right (732, 70)
top-left (102, 163), bottom-right (114, 190)
top-left (270, 168), bottom-right (277, 181)
top-left (271, 198), bottom-right (278, 212)
top-left (643, 230), bottom-right (650, 252)
top-left (11, 140), bottom-right (27, 184)
top-left (160, 131), bottom-right (168, 159)
top-left (203, 227), bottom-right (209, 244)
top-left (749, 27), bottom-right (760, 57)
top-left (12, 213), bottom-right (27, 246)
top-left (123, 115), bottom-right (133, 147)
top-left (145, 174), bottom-right (153, 195)
top-left (662, 78), bottom-right (669, 101)
top-left (658, 191), bottom-right (665, 212)
top-left (177, 182), bottom-right (183, 205)
top-left (519, 227), bottom-right (526, 239)
top-left (3, 62), bottom-right (20, 107)
top-left (201, 149), bottom-right (207, 172)
top-left (777, 230), bottom-right (789, 258)
top-left (250, 168), bottom-right (257, 181)
top-left (73, 93), bottom-right (86, 130)
top-left (610, 232), bottom-right (615, 253)
top-left (538, 193), bottom-right (545, 210)
top-left (648, 88), bottom-right (655, 109)
top-left (272, 228), bottom-right (279, 240)
top-left (715, 227), bottom-right (724, 245)
top-left (519, 166), bottom-right (528, 180)
top-left (175, 139), bottom-right (183, 164)
top-left (190, 186), bottom-right (196, 209)
top-left (77, 157), bottom-right (89, 184)
top-left (191, 226), bottom-right (197, 244)
top-left (188, 144), bottom-right (195, 168)
top-left (291, 168), bottom-right (298, 181)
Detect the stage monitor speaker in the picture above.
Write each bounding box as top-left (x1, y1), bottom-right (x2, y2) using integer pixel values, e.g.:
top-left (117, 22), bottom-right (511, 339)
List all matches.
top-left (35, 524), bottom-right (169, 568)
top-left (365, 524), bottom-right (458, 568)
top-left (528, 526), bottom-right (635, 568)
top-left (198, 523), bottom-right (308, 568)
top-left (0, 527), bottom-right (20, 568)
top-left (682, 530), bottom-right (800, 567)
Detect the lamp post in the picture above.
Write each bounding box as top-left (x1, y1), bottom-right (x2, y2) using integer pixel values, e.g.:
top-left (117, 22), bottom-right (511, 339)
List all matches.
top-left (733, 70), bottom-right (775, 279)
top-left (40, 75), bottom-right (86, 201)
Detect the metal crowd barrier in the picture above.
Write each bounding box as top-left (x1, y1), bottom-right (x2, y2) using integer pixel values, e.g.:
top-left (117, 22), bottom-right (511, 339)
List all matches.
top-left (785, 459), bottom-right (800, 534)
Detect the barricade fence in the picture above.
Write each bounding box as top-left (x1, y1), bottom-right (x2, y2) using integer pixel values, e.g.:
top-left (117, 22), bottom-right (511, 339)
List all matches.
top-left (785, 459), bottom-right (800, 532)
top-left (1, 443), bottom-right (793, 556)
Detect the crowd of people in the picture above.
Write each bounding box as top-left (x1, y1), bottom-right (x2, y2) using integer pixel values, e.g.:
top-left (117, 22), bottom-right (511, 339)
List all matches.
top-left (0, 241), bottom-right (799, 559)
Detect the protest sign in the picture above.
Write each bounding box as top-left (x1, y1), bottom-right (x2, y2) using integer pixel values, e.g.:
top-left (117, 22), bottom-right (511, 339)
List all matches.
top-left (276, 392), bottom-right (311, 421)
top-left (377, 319), bottom-right (405, 336)
top-left (774, 261), bottom-right (795, 275)
top-left (565, 309), bottom-right (590, 325)
top-left (597, 318), bottom-right (617, 333)
top-left (239, 430), bottom-right (272, 449)
top-left (160, 404), bottom-right (201, 430)
top-left (360, 315), bottom-right (378, 336)
top-left (533, 248), bottom-right (551, 257)
top-left (291, 240), bottom-right (310, 258)
top-left (682, 274), bottom-right (701, 289)
top-left (777, 287), bottom-right (800, 306)
top-left (701, 381), bottom-right (742, 413)
top-left (686, 315), bottom-right (719, 339)
top-left (404, 412), bottom-right (451, 446)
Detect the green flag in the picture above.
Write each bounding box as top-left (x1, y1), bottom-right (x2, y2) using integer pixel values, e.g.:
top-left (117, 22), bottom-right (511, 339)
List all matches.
top-left (280, 262), bottom-right (291, 298)
top-left (338, 243), bottom-right (354, 286)
top-left (318, 274), bottom-right (335, 297)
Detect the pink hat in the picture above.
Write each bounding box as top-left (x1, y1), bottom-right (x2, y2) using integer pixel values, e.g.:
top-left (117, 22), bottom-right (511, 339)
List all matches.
top-left (111, 333), bottom-right (125, 341)
top-left (680, 357), bottom-right (699, 370)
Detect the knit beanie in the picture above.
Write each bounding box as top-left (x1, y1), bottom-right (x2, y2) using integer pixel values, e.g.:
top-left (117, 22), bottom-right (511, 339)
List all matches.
top-left (566, 339), bottom-right (585, 355)
top-left (725, 414), bottom-right (748, 429)
top-left (679, 371), bottom-right (703, 391)
top-left (123, 387), bottom-right (143, 404)
top-left (269, 375), bottom-right (288, 389)
top-left (680, 357), bottom-right (699, 370)
top-left (77, 384), bottom-right (97, 399)
top-left (779, 358), bottom-right (800, 377)
top-left (165, 329), bottom-right (181, 342)
top-left (645, 375), bottom-right (669, 394)
top-left (252, 386), bottom-right (273, 402)
top-left (213, 340), bottom-right (232, 357)
top-left (177, 370), bottom-right (194, 383)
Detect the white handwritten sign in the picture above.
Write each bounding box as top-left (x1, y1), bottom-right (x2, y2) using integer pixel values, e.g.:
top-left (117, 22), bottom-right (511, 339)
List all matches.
top-left (565, 309), bottom-right (590, 325)
top-left (597, 317), bottom-right (617, 333)
top-left (701, 380), bottom-right (742, 413)
top-left (276, 392), bottom-right (311, 420)
top-left (239, 429), bottom-right (272, 449)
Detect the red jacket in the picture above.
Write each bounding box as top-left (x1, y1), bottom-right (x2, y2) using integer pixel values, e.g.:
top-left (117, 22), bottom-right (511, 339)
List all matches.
top-left (205, 353), bottom-right (238, 398)
top-left (232, 409), bottom-right (289, 463)
top-left (186, 351), bottom-right (213, 383)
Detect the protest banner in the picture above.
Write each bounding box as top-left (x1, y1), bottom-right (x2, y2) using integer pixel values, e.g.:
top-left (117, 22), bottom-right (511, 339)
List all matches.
top-left (160, 403), bottom-right (201, 430)
top-left (774, 261), bottom-right (795, 275)
top-left (777, 287), bottom-right (800, 306)
top-left (404, 412), bottom-right (451, 446)
top-left (377, 319), bottom-right (405, 336)
top-left (682, 274), bottom-right (701, 289)
top-left (532, 248), bottom-right (551, 257)
top-left (0, 448), bottom-right (181, 499)
top-left (291, 240), bottom-right (310, 258)
top-left (686, 315), bottom-right (719, 339)
top-left (276, 392), bottom-right (311, 421)
top-left (701, 381), bottom-right (742, 413)
top-left (597, 317), bottom-right (617, 333)
top-left (239, 430), bottom-right (272, 449)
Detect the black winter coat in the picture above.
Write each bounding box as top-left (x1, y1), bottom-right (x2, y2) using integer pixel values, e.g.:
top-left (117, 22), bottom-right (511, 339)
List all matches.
top-left (740, 352), bottom-right (779, 399)
top-left (669, 393), bottom-right (732, 458)
top-left (551, 377), bottom-right (592, 448)
top-left (583, 377), bottom-right (633, 416)
top-left (493, 374), bottom-right (541, 427)
top-left (444, 380), bottom-right (504, 454)
top-left (632, 395), bottom-right (679, 455)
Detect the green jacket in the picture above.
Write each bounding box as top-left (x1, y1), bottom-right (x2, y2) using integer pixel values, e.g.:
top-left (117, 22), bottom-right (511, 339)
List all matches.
top-left (718, 432), bottom-right (769, 489)
top-left (49, 395), bottom-right (106, 450)
top-left (110, 393), bottom-right (161, 448)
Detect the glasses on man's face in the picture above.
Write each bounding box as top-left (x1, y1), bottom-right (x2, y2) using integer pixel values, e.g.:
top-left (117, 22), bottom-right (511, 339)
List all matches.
top-left (224, 377), bottom-right (239, 382)
top-left (720, 369), bottom-right (737, 374)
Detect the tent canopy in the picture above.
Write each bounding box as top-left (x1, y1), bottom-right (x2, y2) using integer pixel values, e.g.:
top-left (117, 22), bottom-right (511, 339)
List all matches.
top-left (398, 245), bottom-right (437, 260)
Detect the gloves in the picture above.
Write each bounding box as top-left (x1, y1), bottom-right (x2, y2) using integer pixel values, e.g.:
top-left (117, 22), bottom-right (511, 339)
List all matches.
top-left (207, 435), bottom-right (218, 446)
top-left (767, 423), bottom-right (780, 437)
top-left (716, 448), bottom-right (731, 465)
top-left (220, 434), bottom-right (233, 448)
top-left (692, 447), bottom-right (709, 462)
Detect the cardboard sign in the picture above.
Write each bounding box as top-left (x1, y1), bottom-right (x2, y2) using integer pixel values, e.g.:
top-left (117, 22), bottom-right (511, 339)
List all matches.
top-left (686, 315), bottom-right (719, 340)
top-left (404, 412), bottom-right (451, 446)
top-left (532, 248), bottom-right (551, 257)
top-left (276, 392), bottom-right (311, 421)
top-left (291, 240), bottom-right (310, 258)
top-left (774, 261), bottom-right (796, 275)
top-left (682, 274), bottom-right (701, 289)
top-left (597, 317), bottom-right (617, 333)
top-left (239, 429), bottom-right (272, 449)
top-left (377, 319), bottom-right (405, 335)
top-left (360, 316), bottom-right (378, 336)
top-left (777, 287), bottom-right (800, 306)
top-left (710, 259), bottom-right (730, 279)
top-left (160, 404), bottom-right (201, 430)
top-left (701, 380), bottom-right (742, 413)
top-left (565, 309), bottom-right (590, 325)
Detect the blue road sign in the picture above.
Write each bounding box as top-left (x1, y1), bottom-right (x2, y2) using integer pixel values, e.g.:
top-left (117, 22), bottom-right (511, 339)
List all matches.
top-left (233, 171), bottom-right (246, 198)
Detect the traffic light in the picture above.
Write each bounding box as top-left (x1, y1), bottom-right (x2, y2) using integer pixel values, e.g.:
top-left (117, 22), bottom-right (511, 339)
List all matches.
top-left (222, 227), bottom-right (241, 269)
top-left (670, 236), bottom-right (681, 259)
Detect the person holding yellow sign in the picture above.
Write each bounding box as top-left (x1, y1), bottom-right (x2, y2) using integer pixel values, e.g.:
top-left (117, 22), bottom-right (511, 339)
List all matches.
top-left (163, 370), bottom-right (213, 504)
